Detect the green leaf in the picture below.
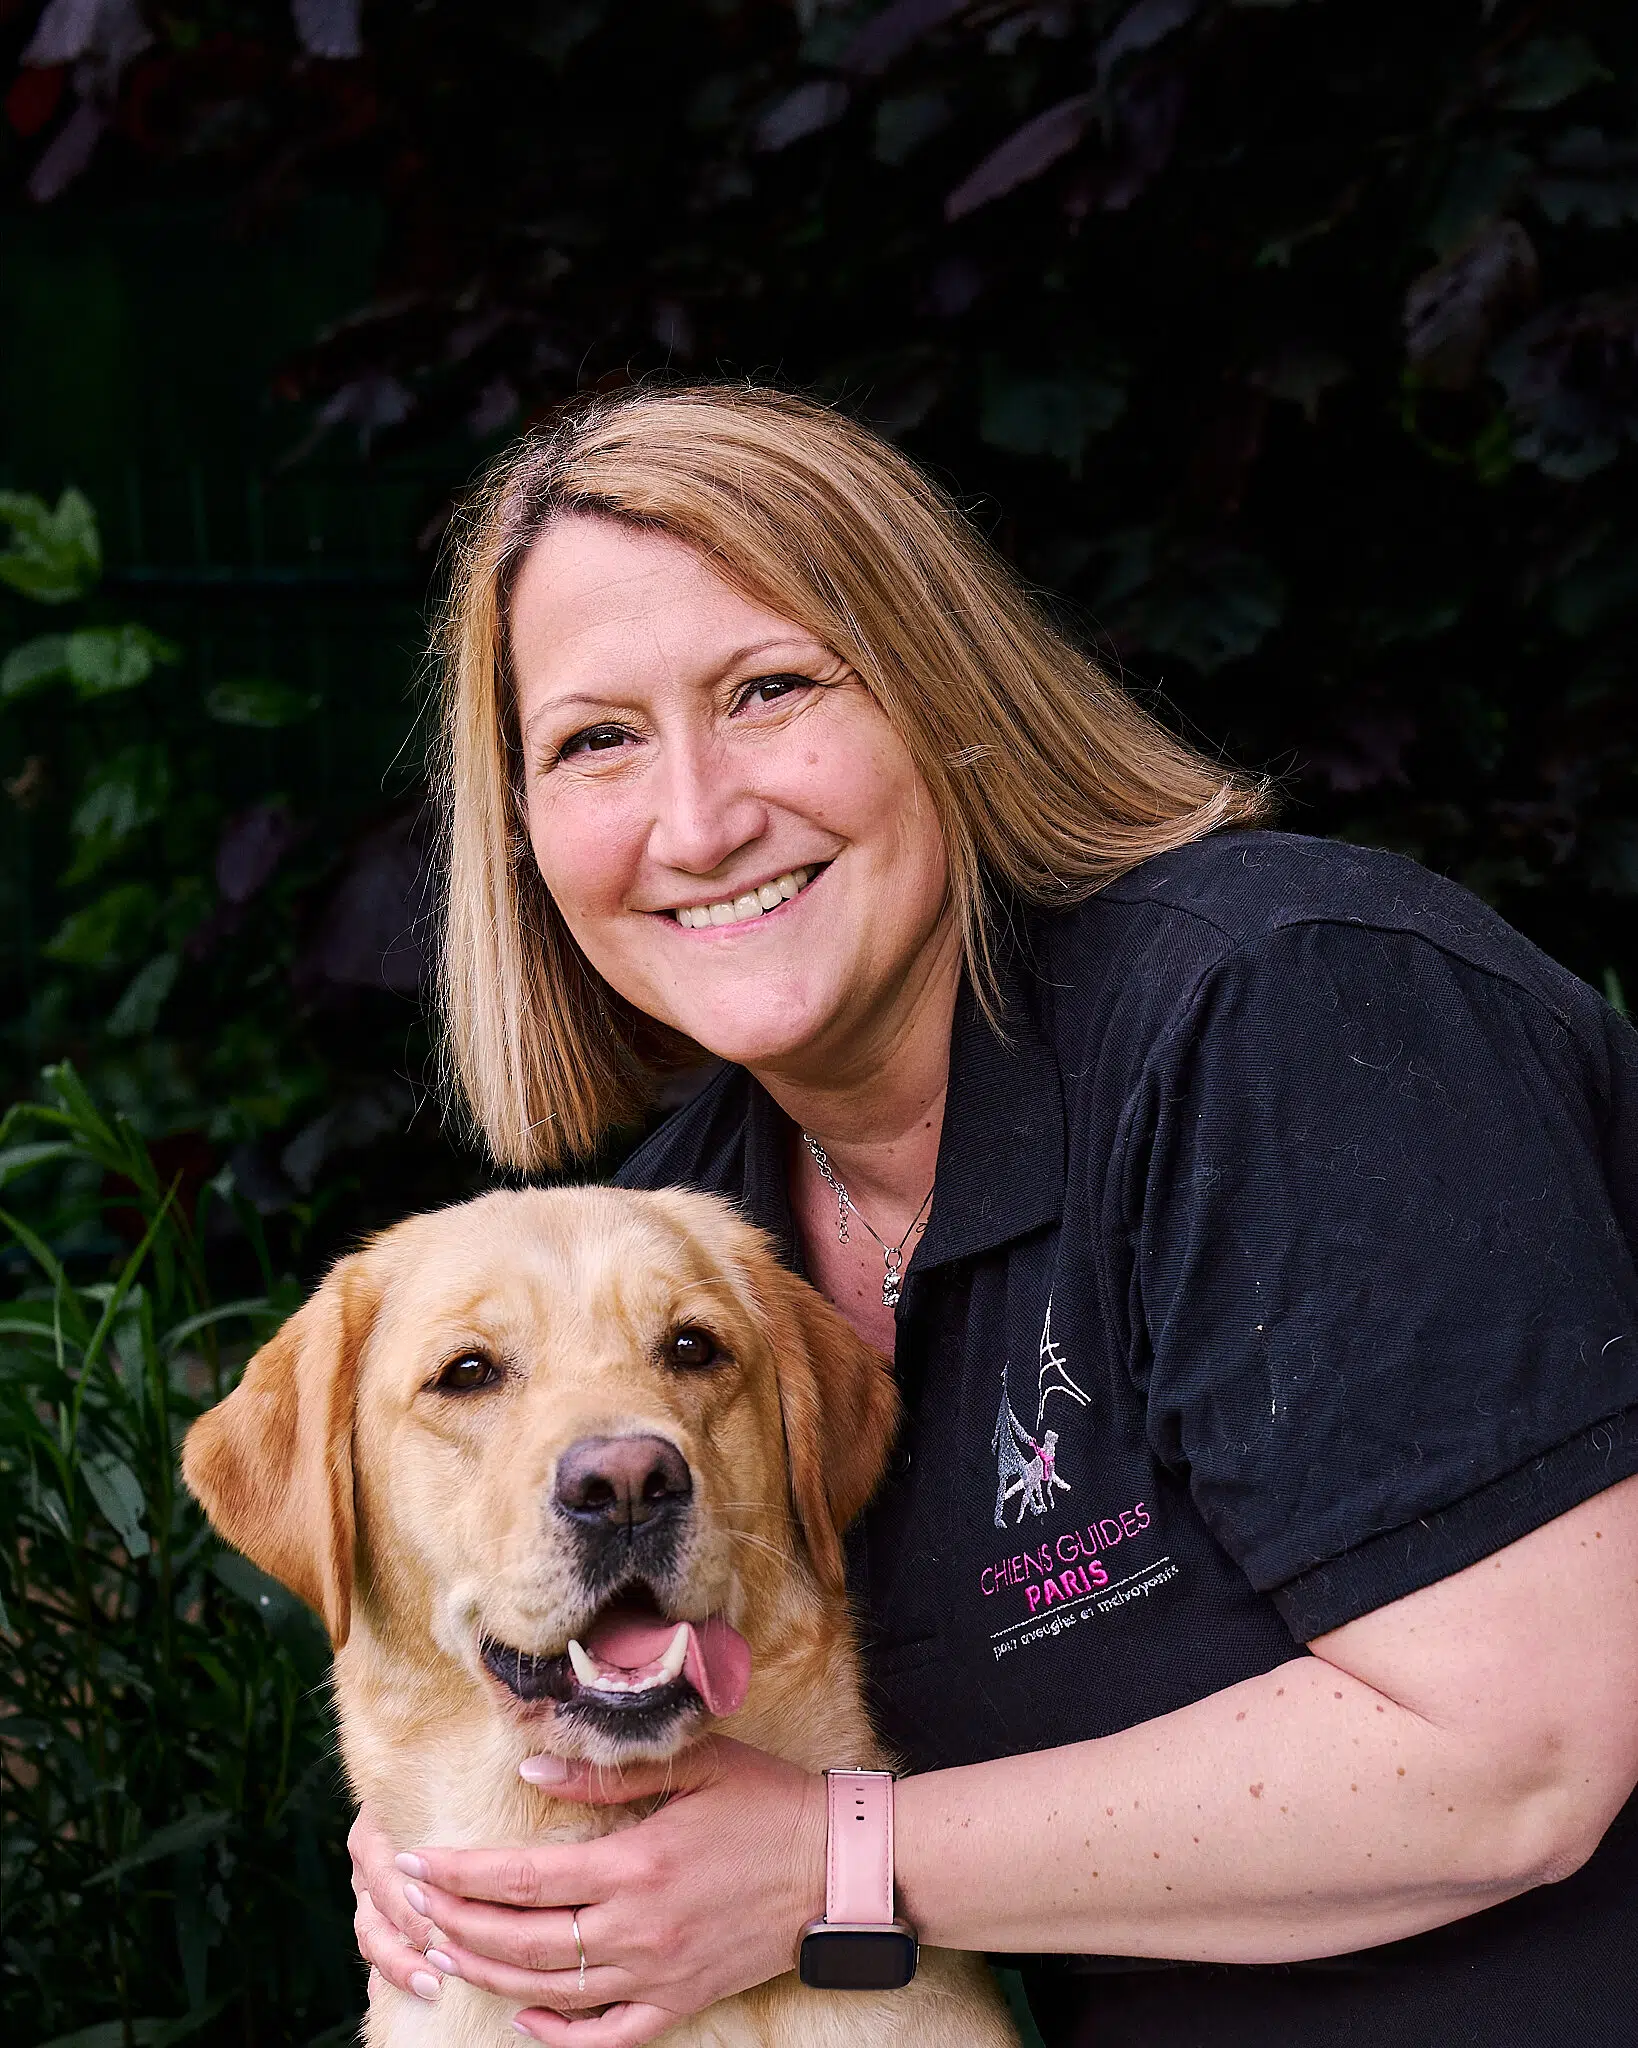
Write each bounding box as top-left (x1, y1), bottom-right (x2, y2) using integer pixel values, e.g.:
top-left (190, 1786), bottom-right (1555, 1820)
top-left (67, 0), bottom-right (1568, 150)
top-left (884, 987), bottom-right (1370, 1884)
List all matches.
top-left (82, 1452), bottom-right (150, 1559)
top-left (210, 1550), bottom-right (309, 1634)
top-left (1, 633), bottom-right (70, 699)
top-left (0, 1140), bottom-right (79, 1187)
top-left (32, 2023), bottom-right (167, 2048)
top-left (66, 624), bottom-right (179, 700)
top-left (1133, 549), bottom-right (1287, 672)
top-left (67, 746), bottom-right (171, 882)
top-left (162, 1296), bottom-right (272, 1352)
top-left (44, 883), bottom-right (160, 971)
top-left (87, 1808), bottom-right (231, 1887)
top-left (31, 2003), bottom-right (231, 2048)
top-left (1425, 146), bottom-right (1530, 254)
top-left (108, 953), bottom-right (180, 1039)
top-left (1495, 35), bottom-right (1612, 113)
top-left (980, 371), bottom-right (1125, 475)
top-left (0, 487), bottom-right (101, 604)
top-left (204, 677), bottom-right (321, 727)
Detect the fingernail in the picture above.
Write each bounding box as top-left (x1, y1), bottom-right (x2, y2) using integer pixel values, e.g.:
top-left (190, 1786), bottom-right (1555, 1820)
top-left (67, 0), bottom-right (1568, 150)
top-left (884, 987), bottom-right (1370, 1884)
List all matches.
top-left (512, 2023), bottom-right (533, 2038)
top-left (410, 1970), bottom-right (441, 2002)
top-left (402, 1880), bottom-right (428, 1916)
top-left (425, 1949), bottom-right (458, 1976)
top-left (519, 1753), bottom-right (570, 1784)
top-left (395, 1852), bottom-right (430, 1879)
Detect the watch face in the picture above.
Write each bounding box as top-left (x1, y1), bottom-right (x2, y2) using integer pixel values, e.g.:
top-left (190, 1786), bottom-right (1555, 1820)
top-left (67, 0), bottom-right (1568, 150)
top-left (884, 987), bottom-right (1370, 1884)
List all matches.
top-left (798, 1928), bottom-right (919, 1991)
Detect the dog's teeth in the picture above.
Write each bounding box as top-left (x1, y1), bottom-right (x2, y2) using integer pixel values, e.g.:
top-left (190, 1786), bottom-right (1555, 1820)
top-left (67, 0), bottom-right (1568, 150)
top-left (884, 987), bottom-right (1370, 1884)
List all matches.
top-left (657, 1623), bottom-right (690, 1685)
top-left (567, 1639), bottom-right (600, 1689)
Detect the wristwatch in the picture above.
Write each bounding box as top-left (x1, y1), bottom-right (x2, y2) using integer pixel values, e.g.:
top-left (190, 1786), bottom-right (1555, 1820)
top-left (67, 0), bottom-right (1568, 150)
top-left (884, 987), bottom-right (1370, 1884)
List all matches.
top-left (797, 1768), bottom-right (920, 1990)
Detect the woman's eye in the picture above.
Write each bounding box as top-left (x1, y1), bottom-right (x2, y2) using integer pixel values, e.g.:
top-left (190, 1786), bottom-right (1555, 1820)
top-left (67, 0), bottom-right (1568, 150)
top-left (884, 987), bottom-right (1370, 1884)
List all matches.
top-left (432, 1353), bottom-right (502, 1394)
top-left (663, 1325), bottom-right (725, 1372)
top-left (736, 674), bottom-right (811, 711)
top-left (556, 723), bottom-right (633, 762)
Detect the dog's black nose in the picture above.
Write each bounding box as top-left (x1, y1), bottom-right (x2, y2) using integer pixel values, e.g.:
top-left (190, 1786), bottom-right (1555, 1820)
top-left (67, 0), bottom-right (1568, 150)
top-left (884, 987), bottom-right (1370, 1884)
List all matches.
top-left (553, 1435), bottom-right (693, 1531)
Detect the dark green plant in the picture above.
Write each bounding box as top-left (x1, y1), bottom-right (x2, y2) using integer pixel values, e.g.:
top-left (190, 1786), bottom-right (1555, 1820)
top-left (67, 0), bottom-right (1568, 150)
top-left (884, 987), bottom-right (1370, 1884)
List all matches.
top-left (0, 1065), bottom-right (358, 2047)
top-left (0, 484), bottom-right (487, 1283)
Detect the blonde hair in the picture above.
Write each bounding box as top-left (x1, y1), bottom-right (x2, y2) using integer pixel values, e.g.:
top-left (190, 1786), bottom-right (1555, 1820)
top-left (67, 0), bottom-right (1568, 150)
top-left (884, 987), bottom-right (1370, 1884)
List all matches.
top-left (433, 383), bottom-right (1270, 1172)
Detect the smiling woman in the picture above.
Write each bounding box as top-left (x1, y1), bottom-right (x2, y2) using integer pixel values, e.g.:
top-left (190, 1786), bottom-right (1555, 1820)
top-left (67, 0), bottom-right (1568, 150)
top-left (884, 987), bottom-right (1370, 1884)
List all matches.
top-left (432, 385), bottom-right (1267, 1169)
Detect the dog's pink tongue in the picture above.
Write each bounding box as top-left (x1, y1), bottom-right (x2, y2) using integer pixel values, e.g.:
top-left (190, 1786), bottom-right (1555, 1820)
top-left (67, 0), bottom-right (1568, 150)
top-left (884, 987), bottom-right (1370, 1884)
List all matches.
top-left (583, 1613), bottom-right (751, 1716)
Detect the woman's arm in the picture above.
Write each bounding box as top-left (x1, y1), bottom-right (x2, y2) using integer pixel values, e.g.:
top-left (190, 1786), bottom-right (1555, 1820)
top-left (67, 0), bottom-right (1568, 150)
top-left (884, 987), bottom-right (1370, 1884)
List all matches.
top-left (374, 1476), bottom-right (1638, 2045)
top-left (902, 1474), bottom-right (1638, 1959)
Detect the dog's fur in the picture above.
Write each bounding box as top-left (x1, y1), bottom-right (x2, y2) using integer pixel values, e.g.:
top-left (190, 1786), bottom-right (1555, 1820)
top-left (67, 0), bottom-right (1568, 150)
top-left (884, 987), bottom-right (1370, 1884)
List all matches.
top-left (183, 1185), bottom-right (1018, 2048)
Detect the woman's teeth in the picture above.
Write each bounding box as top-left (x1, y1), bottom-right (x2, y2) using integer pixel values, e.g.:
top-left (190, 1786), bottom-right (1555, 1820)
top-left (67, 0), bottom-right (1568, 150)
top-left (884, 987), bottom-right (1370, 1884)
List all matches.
top-left (672, 866), bottom-right (816, 929)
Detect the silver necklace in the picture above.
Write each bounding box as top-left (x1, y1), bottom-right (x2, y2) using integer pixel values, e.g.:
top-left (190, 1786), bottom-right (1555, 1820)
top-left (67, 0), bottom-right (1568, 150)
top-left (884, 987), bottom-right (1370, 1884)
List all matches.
top-left (801, 1132), bottom-right (934, 1309)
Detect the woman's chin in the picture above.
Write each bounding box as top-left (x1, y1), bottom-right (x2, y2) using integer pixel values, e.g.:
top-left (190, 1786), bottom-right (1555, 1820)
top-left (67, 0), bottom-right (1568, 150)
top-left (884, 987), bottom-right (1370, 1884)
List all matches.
top-left (654, 988), bottom-right (844, 1074)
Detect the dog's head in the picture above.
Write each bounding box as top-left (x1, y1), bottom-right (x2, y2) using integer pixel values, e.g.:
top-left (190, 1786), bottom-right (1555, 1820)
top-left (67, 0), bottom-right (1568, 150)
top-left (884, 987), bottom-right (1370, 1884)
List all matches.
top-left (181, 1186), bottom-right (898, 1764)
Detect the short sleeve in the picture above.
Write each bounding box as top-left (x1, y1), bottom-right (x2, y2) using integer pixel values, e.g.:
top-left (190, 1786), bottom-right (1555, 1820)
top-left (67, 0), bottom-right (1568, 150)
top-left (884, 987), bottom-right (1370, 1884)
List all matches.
top-left (1134, 920), bottom-right (1638, 1640)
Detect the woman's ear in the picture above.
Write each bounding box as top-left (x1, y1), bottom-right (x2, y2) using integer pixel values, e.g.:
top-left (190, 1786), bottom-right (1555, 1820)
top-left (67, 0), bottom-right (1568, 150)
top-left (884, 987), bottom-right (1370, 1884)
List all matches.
top-left (181, 1253), bottom-right (377, 1648)
top-left (763, 1265), bottom-right (900, 1596)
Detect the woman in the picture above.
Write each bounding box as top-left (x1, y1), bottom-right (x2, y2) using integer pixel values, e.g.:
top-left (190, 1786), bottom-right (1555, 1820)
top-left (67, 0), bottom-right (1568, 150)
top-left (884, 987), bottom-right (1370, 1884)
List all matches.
top-left (349, 386), bottom-right (1638, 2046)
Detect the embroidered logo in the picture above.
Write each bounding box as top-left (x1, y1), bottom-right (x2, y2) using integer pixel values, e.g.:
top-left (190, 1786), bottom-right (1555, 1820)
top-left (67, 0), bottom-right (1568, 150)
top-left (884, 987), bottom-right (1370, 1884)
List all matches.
top-left (990, 1298), bottom-right (1090, 1528)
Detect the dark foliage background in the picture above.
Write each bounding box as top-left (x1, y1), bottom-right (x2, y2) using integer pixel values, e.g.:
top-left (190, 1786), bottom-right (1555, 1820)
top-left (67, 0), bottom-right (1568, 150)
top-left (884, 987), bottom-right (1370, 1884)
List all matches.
top-left (2, 1), bottom-right (1634, 2043)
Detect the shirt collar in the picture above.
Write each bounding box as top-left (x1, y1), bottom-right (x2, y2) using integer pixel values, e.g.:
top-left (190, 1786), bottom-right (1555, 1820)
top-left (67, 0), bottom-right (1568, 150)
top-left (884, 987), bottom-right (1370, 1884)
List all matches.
top-left (733, 933), bottom-right (1066, 1276)
top-left (915, 937), bottom-right (1066, 1270)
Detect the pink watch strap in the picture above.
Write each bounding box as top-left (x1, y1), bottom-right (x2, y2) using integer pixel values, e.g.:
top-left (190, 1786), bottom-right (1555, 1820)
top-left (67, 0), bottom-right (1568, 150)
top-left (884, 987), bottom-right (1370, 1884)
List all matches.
top-left (825, 1769), bottom-right (895, 1926)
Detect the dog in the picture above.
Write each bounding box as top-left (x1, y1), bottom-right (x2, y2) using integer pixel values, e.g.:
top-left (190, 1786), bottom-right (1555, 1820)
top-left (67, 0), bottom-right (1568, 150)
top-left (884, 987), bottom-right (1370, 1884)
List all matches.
top-left (183, 1185), bottom-right (1020, 2048)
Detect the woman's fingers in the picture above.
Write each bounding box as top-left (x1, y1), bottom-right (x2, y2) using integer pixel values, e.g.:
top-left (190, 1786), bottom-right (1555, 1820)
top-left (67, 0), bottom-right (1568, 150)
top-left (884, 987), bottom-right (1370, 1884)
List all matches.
top-left (399, 1889), bottom-right (580, 1978)
top-left (512, 2001), bottom-right (684, 2047)
top-left (397, 1844), bottom-right (606, 1911)
top-left (354, 1883), bottom-right (446, 2003)
top-left (417, 1938), bottom-right (623, 2010)
top-left (350, 1803), bottom-right (433, 1945)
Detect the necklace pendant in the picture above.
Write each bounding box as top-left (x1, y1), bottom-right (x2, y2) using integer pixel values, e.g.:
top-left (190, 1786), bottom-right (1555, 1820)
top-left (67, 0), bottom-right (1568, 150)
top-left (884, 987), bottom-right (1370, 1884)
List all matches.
top-left (882, 1247), bottom-right (904, 1309)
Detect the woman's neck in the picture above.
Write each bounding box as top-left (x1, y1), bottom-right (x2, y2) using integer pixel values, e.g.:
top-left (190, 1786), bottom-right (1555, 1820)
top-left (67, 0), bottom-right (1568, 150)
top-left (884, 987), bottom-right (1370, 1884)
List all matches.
top-left (748, 916), bottom-right (961, 1221)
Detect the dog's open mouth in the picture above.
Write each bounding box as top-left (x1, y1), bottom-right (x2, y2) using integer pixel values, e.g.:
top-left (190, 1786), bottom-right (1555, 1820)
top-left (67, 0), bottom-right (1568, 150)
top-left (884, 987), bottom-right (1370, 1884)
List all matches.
top-left (479, 1590), bottom-right (750, 1738)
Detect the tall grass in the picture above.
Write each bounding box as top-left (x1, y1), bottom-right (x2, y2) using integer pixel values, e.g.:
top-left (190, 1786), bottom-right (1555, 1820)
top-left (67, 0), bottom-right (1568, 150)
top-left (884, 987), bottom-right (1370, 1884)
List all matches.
top-left (0, 1068), bottom-right (358, 2047)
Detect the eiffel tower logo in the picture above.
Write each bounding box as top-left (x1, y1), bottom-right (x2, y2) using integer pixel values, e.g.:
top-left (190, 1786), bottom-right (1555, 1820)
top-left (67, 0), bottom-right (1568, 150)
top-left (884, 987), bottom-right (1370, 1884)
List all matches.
top-left (990, 1300), bottom-right (1090, 1527)
top-left (1035, 1297), bottom-right (1089, 1428)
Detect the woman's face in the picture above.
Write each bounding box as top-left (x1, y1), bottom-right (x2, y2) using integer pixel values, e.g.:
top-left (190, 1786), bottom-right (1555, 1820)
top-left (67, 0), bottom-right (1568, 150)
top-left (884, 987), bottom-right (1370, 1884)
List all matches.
top-left (510, 514), bottom-right (955, 1077)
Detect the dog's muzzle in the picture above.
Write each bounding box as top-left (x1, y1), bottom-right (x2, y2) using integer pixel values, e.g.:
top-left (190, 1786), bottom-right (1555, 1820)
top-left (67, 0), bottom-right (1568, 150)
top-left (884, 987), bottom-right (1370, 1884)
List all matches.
top-left (552, 1433), bottom-right (694, 1595)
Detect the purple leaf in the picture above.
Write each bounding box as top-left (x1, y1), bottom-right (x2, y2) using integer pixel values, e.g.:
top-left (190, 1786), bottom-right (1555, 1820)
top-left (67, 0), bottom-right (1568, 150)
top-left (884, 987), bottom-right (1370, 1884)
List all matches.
top-left (298, 813), bottom-right (430, 995)
top-left (23, 0), bottom-right (150, 90)
top-left (753, 79), bottom-right (850, 152)
top-left (1490, 289), bottom-right (1638, 480)
top-left (27, 98), bottom-right (105, 203)
top-left (291, 0), bottom-right (363, 61)
top-left (21, 0), bottom-right (103, 66)
top-left (1100, 70), bottom-right (1183, 212)
top-left (1095, 0), bottom-right (1198, 87)
top-left (216, 802), bottom-right (303, 906)
top-left (1404, 219), bottom-right (1539, 391)
top-left (839, 0), bottom-right (967, 78)
top-left (945, 94), bottom-right (1093, 221)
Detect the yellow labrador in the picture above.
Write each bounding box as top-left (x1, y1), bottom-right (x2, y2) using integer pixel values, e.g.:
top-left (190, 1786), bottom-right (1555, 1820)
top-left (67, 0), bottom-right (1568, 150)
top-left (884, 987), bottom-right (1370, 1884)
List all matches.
top-left (183, 1185), bottom-right (1018, 2048)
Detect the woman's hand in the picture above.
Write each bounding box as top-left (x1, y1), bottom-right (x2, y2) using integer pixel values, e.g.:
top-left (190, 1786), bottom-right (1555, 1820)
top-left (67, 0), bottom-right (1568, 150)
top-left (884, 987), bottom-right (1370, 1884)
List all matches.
top-left (349, 1800), bottom-right (450, 2004)
top-left (392, 1737), bottom-right (827, 2047)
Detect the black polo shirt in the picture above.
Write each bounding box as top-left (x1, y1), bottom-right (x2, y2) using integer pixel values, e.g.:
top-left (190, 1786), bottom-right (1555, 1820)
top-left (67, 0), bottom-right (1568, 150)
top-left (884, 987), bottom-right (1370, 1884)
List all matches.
top-left (612, 829), bottom-right (1638, 2047)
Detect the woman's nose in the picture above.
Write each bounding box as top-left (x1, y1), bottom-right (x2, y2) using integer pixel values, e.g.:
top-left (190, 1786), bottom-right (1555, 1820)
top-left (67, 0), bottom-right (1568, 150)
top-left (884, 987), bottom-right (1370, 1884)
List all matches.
top-left (644, 739), bottom-right (768, 879)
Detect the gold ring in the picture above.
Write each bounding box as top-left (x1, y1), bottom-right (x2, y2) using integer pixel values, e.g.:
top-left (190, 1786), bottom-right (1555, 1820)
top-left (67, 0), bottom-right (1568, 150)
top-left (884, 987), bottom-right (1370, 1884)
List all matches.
top-left (572, 1906), bottom-right (587, 1992)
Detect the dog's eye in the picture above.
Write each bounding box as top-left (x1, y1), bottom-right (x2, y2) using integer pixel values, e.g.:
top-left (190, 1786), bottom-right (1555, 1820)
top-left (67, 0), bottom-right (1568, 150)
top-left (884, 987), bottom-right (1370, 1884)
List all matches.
top-left (664, 1325), bottom-right (724, 1372)
top-left (432, 1353), bottom-right (501, 1394)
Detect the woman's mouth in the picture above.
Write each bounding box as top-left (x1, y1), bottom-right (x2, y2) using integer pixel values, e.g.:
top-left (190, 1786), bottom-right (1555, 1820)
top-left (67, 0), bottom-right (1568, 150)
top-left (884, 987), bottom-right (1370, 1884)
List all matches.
top-left (668, 863), bottom-right (825, 931)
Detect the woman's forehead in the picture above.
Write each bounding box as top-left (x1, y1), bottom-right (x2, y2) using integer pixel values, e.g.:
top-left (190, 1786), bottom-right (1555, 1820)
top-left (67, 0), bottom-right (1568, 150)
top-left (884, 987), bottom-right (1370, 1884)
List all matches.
top-left (512, 515), bottom-right (822, 691)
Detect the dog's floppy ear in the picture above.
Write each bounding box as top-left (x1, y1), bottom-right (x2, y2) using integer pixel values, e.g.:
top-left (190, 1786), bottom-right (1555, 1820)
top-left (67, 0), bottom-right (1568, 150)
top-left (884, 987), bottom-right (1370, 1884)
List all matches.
top-left (181, 1253), bottom-right (377, 1648)
top-left (763, 1265), bottom-right (900, 1597)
